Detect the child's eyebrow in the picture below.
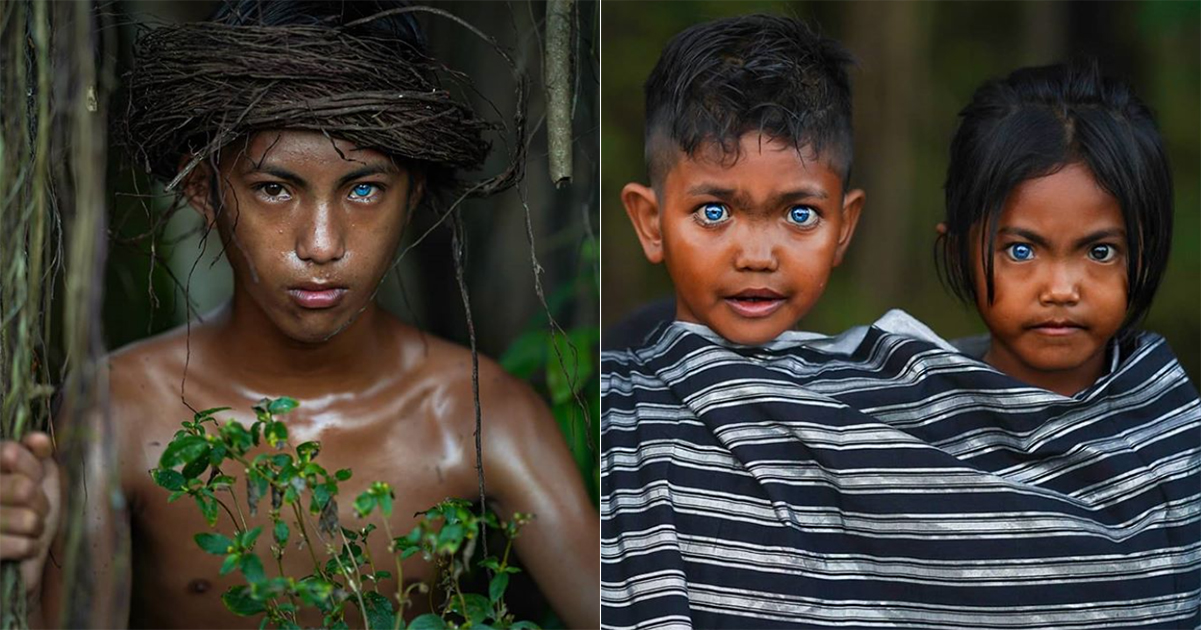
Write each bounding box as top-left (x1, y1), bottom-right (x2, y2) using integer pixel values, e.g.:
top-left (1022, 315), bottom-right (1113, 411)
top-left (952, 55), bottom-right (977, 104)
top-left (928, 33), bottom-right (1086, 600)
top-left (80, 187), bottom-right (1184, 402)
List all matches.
top-left (997, 227), bottom-right (1050, 247)
top-left (245, 165), bottom-right (306, 187)
top-left (336, 164), bottom-right (398, 187)
top-left (684, 184), bottom-right (830, 207)
top-left (1073, 228), bottom-right (1126, 248)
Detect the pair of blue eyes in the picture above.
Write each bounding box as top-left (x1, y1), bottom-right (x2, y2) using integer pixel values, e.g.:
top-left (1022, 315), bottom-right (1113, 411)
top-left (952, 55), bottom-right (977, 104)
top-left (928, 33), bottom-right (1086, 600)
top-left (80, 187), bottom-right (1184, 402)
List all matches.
top-left (1006, 243), bottom-right (1116, 262)
top-left (697, 203), bottom-right (817, 226)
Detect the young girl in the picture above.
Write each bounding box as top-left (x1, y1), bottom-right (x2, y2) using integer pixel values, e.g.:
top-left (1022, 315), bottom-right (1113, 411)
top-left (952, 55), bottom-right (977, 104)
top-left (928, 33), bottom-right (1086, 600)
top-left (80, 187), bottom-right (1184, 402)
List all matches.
top-left (937, 61), bottom-right (1174, 397)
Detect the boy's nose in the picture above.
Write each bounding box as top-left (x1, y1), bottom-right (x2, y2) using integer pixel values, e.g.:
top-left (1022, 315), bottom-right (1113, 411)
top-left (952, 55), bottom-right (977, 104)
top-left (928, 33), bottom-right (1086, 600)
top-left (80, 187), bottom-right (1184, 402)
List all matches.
top-left (733, 230), bottom-right (779, 272)
top-left (295, 202), bottom-right (346, 264)
top-left (1038, 264), bottom-right (1081, 306)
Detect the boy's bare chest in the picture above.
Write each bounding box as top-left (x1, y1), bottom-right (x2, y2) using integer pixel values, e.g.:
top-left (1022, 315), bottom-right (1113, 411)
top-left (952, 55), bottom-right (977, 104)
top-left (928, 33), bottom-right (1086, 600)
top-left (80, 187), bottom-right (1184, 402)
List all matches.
top-left (120, 372), bottom-right (481, 626)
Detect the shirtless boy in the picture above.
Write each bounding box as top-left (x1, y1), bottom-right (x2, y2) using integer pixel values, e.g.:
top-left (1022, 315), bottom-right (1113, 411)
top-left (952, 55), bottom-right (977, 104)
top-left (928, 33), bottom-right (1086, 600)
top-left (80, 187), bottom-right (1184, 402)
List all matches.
top-left (0, 2), bottom-right (598, 628)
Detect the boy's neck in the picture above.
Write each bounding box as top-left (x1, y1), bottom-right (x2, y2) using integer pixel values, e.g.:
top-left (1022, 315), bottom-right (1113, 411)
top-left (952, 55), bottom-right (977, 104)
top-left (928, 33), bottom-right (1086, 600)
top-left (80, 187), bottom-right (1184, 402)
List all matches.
top-left (213, 291), bottom-right (397, 394)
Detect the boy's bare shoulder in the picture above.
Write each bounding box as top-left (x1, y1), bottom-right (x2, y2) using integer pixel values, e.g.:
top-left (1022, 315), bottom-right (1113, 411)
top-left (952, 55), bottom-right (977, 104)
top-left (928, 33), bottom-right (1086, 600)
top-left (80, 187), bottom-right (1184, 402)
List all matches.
top-left (105, 320), bottom-right (219, 420)
top-left (404, 328), bottom-right (550, 436)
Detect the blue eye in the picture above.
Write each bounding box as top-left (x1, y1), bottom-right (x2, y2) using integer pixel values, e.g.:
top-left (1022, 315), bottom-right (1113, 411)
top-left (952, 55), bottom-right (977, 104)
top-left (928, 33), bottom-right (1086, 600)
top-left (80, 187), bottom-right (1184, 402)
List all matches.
top-left (349, 183), bottom-right (379, 200)
top-left (1088, 244), bottom-right (1116, 262)
top-left (1006, 243), bottom-right (1034, 261)
top-left (787, 205), bottom-right (818, 227)
top-left (696, 203), bottom-right (729, 225)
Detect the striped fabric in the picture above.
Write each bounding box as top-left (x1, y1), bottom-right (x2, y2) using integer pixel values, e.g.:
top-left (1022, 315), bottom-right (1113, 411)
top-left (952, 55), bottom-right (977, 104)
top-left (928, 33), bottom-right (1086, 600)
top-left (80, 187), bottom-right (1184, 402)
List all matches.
top-left (601, 311), bottom-right (1201, 629)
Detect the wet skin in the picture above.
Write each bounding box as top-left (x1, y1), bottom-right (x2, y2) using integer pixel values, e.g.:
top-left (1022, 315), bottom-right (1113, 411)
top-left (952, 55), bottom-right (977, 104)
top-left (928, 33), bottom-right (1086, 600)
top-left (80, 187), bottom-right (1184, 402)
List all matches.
top-left (623, 133), bottom-right (863, 345)
top-left (972, 162), bottom-right (1129, 397)
top-left (35, 131), bottom-right (600, 628)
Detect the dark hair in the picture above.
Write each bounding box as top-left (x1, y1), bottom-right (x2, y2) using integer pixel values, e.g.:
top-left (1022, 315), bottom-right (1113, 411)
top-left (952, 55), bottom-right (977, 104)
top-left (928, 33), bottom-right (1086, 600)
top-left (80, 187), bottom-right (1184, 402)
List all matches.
top-left (210, 0), bottom-right (427, 51)
top-left (937, 61), bottom-right (1173, 333)
top-left (642, 14), bottom-right (855, 187)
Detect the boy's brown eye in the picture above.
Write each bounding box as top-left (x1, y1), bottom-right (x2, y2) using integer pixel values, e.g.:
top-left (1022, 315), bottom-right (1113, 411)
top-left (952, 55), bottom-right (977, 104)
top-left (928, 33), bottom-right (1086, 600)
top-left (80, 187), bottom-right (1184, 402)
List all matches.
top-left (259, 183), bottom-right (288, 199)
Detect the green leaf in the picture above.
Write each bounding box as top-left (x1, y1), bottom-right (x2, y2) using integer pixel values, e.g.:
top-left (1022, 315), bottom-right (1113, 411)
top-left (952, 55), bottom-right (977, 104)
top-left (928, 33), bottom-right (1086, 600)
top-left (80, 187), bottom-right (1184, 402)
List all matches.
top-left (240, 553), bottom-right (266, 584)
top-left (377, 491), bottom-right (393, 517)
top-left (437, 523), bottom-right (466, 552)
top-left (181, 454), bottom-right (211, 481)
top-left (488, 572), bottom-right (509, 604)
top-left (265, 422), bottom-right (289, 449)
top-left (362, 592), bottom-right (395, 630)
top-left (159, 435), bottom-right (210, 469)
top-left (273, 521), bottom-right (290, 545)
top-left (194, 406), bottom-right (231, 422)
top-left (297, 441), bottom-right (321, 463)
top-left (240, 526), bottom-right (263, 550)
top-left (409, 613), bottom-right (448, 630)
top-left (152, 469), bottom-right (186, 491)
top-left (222, 585), bottom-right (266, 616)
top-left (195, 532), bottom-right (233, 555)
top-left (460, 593), bottom-right (491, 625)
top-left (208, 445), bottom-right (228, 466)
top-left (354, 492), bottom-right (376, 517)
top-left (312, 483), bottom-right (332, 512)
top-left (195, 494), bottom-right (219, 527)
top-left (334, 468), bottom-right (352, 481)
top-left (509, 622), bottom-right (540, 630)
top-left (219, 553), bottom-right (240, 576)
top-left (268, 397), bottom-right (299, 415)
top-left (209, 474), bottom-right (236, 489)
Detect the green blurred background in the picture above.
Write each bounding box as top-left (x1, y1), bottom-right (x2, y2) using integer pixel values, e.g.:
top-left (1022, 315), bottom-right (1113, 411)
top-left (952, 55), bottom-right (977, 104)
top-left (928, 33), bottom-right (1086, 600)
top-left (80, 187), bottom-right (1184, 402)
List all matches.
top-left (601, 0), bottom-right (1200, 384)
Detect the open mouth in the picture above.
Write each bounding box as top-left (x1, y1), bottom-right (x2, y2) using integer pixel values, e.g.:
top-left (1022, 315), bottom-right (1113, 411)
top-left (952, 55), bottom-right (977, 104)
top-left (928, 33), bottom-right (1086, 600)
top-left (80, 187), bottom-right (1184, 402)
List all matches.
top-left (725, 289), bottom-right (786, 318)
top-left (288, 284), bottom-right (348, 309)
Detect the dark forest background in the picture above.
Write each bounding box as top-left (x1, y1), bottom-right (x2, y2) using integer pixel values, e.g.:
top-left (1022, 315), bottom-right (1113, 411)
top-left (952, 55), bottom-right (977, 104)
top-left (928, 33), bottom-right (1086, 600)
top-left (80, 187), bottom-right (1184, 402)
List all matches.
top-left (601, 0), bottom-right (1200, 384)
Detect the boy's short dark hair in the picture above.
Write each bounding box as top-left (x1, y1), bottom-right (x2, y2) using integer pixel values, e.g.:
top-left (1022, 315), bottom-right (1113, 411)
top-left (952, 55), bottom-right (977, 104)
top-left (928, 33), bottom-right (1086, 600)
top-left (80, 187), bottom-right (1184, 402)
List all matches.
top-left (937, 61), bottom-right (1173, 332)
top-left (642, 14), bottom-right (855, 188)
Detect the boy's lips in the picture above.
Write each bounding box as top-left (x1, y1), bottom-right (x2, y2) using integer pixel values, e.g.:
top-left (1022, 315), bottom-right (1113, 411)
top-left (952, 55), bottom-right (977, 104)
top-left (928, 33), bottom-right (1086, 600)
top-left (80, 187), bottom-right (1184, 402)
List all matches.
top-left (1026, 318), bottom-right (1086, 336)
top-left (288, 283), bottom-right (348, 309)
top-left (724, 288), bottom-right (786, 318)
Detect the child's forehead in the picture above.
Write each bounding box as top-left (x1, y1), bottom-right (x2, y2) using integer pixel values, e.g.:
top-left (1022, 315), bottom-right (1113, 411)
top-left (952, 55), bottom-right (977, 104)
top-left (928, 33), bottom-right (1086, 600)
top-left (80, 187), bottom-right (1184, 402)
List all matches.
top-left (221, 130), bottom-right (397, 173)
top-left (660, 134), bottom-right (844, 198)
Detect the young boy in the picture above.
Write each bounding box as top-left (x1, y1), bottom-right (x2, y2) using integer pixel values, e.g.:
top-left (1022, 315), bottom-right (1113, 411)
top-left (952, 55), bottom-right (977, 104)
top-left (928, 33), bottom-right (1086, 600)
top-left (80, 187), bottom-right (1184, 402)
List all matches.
top-left (0, 2), bottom-right (598, 628)
top-left (603, 14), bottom-right (1198, 630)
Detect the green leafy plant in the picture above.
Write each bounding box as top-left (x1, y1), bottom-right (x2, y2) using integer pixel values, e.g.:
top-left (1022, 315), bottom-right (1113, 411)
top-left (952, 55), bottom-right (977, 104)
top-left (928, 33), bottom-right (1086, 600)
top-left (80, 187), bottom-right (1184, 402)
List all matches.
top-left (151, 398), bottom-right (538, 630)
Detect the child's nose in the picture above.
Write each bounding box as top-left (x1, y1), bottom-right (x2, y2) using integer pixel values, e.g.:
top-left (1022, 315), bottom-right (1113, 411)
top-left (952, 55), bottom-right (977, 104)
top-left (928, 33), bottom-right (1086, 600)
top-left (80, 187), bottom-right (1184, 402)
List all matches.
top-left (733, 227), bottom-right (779, 272)
top-left (1038, 263), bottom-right (1081, 306)
top-left (295, 201), bottom-right (347, 264)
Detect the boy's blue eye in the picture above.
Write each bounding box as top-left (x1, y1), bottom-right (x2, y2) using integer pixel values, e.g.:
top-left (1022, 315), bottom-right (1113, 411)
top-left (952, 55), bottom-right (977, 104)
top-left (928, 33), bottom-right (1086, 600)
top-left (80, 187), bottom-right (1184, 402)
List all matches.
top-left (350, 183), bottom-right (379, 200)
top-left (787, 205), bottom-right (818, 227)
top-left (1007, 243), bottom-right (1034, 261)
top-left (697, 203), bottom-right (729, 224)
top-left (1088, 244), bottom-right (1116, 262)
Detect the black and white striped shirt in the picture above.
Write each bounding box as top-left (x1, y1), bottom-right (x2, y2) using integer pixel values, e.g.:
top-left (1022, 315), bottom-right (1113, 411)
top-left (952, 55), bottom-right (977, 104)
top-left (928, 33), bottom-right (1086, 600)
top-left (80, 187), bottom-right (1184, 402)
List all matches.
top-left (602, 311), bottom-right (1200, 629)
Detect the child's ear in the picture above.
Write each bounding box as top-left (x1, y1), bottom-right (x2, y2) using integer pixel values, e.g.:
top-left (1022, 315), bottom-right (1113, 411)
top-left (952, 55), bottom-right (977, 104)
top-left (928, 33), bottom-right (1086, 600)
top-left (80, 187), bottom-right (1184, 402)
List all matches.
top-left (179, 155), bottom-right (218, 227)
top-left (833, 187), bottom-right (865, 266)
top-left (622, 183), bottom-right (664, 264)
top-left (407, 171), bottom-right (426, 210)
